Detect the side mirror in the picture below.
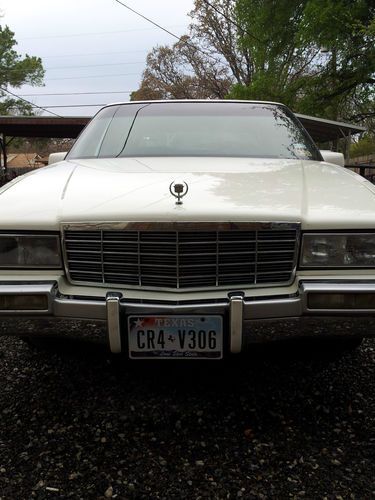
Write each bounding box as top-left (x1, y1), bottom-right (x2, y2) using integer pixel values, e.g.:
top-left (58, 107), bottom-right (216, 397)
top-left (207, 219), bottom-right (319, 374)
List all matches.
top-left (48, 152), bottom-right (67, 165)
top-left (320, 150), bottom-right (345, 167)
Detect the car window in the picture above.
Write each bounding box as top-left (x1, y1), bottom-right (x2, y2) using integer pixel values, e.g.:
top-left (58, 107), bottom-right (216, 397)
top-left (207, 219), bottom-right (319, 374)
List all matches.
top-left (68, 106), bottom-right (119, 159)
top-left (67, 102), bottom-right (321, 161)
top-left (98, 103), bottom-right (148, 157)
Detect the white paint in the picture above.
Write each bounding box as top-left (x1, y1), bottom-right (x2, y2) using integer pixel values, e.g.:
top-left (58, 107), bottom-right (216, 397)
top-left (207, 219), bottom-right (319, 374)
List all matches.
top-left (1, 156), bottom-right (374, 230)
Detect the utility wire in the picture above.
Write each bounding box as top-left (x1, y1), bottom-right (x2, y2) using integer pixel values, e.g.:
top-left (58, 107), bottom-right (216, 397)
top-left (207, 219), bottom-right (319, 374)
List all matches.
top-left (112, 0), bottom-right (221, 64)
top-left (0, 86), bottom-right (62, 117)
top-left (41, 49), bottom-right (148, 59)
top-left (113, 0), bottom-right (188, 44)
top-left (45, 61), bottom-right (144, 71)
top-left (46, 61), bottom-right (144, 71)
top-left (42, 104), bottom-right (108, 108)
top-left (19, 91), bottom-right (134, 97)
top-left (3, 3), bottom-right (247, 117)
top-left (201, 0), bottom-right (263, 44)
top-left (19, 25), bottom-right (185, 40)
top-left (1, 61), bottom-right (145, 73)
top-left (45, 72), bottom-right (140, 81)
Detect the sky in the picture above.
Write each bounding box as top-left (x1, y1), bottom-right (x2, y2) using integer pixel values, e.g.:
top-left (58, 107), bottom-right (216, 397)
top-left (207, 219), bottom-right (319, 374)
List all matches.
top-left (1, 0), bottom-right (195, 116)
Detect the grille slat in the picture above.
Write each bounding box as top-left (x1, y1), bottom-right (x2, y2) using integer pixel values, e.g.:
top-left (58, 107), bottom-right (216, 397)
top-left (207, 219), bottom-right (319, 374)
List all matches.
top-left (64, 226), bottom-right (298, 289)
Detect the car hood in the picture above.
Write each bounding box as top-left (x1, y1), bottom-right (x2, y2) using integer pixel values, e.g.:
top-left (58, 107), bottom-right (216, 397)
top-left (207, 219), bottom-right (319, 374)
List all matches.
top-left (1, 157), bottom-right (375, 230)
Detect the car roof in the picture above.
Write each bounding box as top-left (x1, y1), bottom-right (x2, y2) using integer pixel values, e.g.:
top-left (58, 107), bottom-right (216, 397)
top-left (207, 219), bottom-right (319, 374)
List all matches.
top-left (104, 99), bottom-right (285, 108)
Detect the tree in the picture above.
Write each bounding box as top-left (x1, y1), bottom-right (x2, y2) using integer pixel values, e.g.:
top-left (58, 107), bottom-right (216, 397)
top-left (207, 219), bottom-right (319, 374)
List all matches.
top-left (232, 0), bottom-right (375, 121)
top-left (131, 35), bottom-right (233, 100)
top-left (132, 0), bottom-right (374, 130)
top-left (0, 22), bottom-right (45, 186)
top-left (229, 1), bottom-right (319, 105)
top-left (295, 0), bottom-right (375, 120)
top-left (0, 24), bottom-right (44, 115)
top-left (350, 135), bottom-right (375, 158)
top-left (131, 1), bottom-right (247, 100)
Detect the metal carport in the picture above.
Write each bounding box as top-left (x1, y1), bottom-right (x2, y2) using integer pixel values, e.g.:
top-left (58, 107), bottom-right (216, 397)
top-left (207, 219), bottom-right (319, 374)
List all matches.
top-left (0, 113), bottom-right (366, 169)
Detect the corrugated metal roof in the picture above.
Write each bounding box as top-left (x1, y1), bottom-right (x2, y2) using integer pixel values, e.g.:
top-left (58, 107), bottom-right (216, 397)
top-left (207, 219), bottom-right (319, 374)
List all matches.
top-left (0, 116), bottom-right (88, 138)
top-left (295, 113), bottom-right (366, 142)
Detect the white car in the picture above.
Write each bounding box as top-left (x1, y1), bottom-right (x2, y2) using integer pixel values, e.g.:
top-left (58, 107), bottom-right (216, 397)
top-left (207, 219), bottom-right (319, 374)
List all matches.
top-left (0, 100), bottom-right (374, 359)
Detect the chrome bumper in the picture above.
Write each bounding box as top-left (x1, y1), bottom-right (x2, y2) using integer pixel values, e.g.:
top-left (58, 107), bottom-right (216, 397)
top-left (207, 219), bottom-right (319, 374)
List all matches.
top-left (1, 281), bottom-right (375, 354)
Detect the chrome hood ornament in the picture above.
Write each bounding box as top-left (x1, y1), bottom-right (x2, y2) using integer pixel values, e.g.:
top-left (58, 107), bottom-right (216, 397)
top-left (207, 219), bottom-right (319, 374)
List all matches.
top-left (169, 181), bottom-right (188, 205)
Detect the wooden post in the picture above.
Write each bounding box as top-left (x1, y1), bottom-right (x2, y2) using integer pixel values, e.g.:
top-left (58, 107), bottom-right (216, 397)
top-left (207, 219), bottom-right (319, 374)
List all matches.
top-left (0, 133), bottom-right (6, 172)
top-left (346, 130), bottom-right (352, 164)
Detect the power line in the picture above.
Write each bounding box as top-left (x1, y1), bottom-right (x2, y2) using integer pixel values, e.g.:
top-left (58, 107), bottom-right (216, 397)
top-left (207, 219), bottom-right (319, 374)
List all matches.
top-left (113, 0), bottom-right (221, 64)
top-left (19, 91), bottom-right (134, 97)
top-left (40, 49), bottom-right (148, 59)
top-left (19, 25), bottom-right (185, 41)
top-left (1, 61), bottom-right (145, 73)
top-left (0, 86), bottom-right (62, 118)
top-left (45, 72), bottom-right (140, 81)
top-left (201, 0), bottom-right (262, 44)
top-left (41, 104), bottom-right (108, 108)
top-left (113, 0), bottom-right (188, 44)
top-left (46, 61), bottom-right (144, 71)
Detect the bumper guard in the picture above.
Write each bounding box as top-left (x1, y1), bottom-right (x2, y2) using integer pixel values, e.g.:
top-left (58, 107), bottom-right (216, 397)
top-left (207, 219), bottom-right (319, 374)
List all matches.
top-left (0, 281), bottom-right (375, 354)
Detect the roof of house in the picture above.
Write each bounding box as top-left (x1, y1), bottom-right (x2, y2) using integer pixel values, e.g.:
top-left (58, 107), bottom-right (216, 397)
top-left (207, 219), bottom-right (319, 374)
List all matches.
top-left (6, 153), bottom-right (44, 168)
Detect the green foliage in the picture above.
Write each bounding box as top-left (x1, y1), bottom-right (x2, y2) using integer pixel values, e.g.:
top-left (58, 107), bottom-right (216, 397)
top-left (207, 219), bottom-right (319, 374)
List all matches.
top-left (133, 0), bottom-right (374, 131)
top-left (350, 135), bottom-right (375, 157)
top-left (231, 0), bottom-right (375, 124)
top-left (0, 24), bottom-right (44, 115)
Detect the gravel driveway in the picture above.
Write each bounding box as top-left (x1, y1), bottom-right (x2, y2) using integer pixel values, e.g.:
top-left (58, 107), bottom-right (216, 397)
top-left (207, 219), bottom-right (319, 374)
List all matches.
top-left (0, 337), bottom-right (374, 499)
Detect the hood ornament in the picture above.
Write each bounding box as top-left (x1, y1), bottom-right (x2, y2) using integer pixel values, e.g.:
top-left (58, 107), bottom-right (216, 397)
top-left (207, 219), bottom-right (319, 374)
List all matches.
top-left (169, 181), bottom-right (188, 205)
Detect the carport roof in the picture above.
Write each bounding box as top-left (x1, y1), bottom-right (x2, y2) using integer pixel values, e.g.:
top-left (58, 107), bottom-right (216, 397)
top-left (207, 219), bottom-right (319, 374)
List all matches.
top-left (295, 113), bottom-right (366, 142)
top-left (0, 116), bottom-right (89, 139)
top-left (0, 113), bottom-right (367, 142)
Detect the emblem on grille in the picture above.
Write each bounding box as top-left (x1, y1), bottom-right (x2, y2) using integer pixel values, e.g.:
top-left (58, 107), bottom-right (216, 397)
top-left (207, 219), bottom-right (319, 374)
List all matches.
top-left (169, 181), bottom-right (189, 205)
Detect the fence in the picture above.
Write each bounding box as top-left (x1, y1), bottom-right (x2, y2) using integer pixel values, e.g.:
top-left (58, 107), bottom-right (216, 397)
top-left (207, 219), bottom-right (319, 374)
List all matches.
top-left (347, 154), bottom-right (375, 182)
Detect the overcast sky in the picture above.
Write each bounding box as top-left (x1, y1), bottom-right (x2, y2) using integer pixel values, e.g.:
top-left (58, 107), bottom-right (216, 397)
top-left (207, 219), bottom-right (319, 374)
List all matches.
top-left (1, 0), bottom-right (194, 116)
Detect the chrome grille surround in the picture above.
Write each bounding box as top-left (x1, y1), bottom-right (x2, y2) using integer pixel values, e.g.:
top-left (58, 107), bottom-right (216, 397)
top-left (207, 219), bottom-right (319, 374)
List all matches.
top-left (62, 222), bottom-right (301, 291)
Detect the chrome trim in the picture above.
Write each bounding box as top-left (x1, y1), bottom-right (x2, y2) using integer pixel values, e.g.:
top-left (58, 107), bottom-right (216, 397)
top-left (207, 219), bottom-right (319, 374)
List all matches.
top-left (1, 280), bottom-right (375, 348)
top-left (229, 292), bottom-right (244, 354)
top-left (300, 232), bottom-right (375, 268)
top-left (302, 281), bottom-right (375, 292)
top-left (301, 281), bottom-right (375, 314)
top-left (245, 296), bottom-right (302, 319)
top-left (0, 315), bottom-right (372, 346)
top-left (61, 221), bottom-right (301, 292)
top-left (0, 234), bottom-right (62, 270)
top-left (121, 300), bottom-right (229, 315)
top-left (169, 181), bottom-right (188, 205)
top-left (0, 283), bottom-right (55, 315)
top-left (106, 292), bottom-right (122, 354)
top-left (63, 221), bottom-right (300, 232)
top-left (54, 296), bottom-right (107, 320)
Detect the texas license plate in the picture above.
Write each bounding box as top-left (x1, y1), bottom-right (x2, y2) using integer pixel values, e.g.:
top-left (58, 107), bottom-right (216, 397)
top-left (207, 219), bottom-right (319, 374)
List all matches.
top-left (128, 315), bottom-right (223, 359)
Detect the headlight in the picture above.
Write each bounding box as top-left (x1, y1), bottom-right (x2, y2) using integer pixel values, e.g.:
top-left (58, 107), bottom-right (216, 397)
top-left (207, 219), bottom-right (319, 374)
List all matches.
top-left (301, 233), bottom-right (375, 267)
top-left (0, 234), bottom-right (61, 268)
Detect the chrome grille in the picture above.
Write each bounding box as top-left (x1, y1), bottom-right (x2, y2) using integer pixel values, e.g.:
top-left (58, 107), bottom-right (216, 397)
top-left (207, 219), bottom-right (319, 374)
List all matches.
top-left (63, 224), bottom-right (299, 290)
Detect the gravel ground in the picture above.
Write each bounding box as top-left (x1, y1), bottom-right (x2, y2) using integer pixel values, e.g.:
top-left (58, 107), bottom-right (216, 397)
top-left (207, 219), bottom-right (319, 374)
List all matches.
top-left (0, 337), bottom-right (374, 499)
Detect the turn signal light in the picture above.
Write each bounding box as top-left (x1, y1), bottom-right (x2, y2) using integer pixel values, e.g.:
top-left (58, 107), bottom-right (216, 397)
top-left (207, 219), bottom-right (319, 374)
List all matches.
top-left (0, 295), bottom-right (48, 311)
top-left (308, 293), bottom-right (375, 310)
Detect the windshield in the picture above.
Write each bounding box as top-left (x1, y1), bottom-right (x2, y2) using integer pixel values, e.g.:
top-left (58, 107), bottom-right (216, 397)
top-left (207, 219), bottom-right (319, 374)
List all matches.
top-left (67, 102), bottom-right (321, 161)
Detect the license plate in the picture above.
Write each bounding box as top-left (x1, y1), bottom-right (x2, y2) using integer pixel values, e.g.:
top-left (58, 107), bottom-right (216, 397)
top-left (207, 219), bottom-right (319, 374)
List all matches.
top-left (128, 315), bottom-right (223, 359)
